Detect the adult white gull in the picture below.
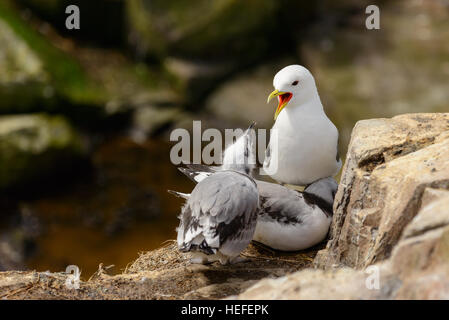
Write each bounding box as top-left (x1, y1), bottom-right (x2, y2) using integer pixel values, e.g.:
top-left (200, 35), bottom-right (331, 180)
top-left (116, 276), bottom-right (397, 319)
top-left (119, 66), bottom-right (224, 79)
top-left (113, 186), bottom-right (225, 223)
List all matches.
top-left (264, 64), bottom-right (341, 186)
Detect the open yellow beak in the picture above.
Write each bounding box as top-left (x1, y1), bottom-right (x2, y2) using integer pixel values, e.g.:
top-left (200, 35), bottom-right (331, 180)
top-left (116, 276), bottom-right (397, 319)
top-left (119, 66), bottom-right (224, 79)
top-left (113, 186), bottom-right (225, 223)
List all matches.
top-left (267, 89), bottom-right (291, 120)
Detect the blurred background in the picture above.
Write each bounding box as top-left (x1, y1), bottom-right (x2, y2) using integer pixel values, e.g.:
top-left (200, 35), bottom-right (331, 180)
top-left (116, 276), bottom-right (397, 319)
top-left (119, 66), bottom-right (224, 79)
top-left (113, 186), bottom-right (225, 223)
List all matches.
top-left (0, 0), bottom-right (447, 276)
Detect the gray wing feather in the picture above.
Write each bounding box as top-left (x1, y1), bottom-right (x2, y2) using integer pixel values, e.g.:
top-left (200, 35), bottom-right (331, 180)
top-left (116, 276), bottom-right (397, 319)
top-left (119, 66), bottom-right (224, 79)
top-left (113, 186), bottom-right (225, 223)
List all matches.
top-left (256, 178), bottom-right (337, 222)
top-left (178, 171), bottom-right (259, 256)
top-left (256, 180), bottom-right (311, 224)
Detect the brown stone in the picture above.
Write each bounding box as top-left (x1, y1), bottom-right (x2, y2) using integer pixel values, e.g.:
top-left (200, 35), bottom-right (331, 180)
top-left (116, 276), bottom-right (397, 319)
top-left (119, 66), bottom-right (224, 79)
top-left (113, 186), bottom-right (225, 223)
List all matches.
top-left (315, 113), bottom-right (449, 269)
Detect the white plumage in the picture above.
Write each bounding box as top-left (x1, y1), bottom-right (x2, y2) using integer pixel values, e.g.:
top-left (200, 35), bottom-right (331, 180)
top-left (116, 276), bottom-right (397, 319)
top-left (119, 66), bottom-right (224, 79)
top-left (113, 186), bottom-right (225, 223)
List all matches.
top-left (264, 65), bottom-right (341, 186)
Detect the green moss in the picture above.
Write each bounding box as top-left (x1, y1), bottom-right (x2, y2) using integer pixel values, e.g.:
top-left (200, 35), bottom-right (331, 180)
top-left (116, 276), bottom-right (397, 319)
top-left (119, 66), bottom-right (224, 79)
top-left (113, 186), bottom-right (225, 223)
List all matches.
top-left (0, 1), bottom-right (106, 106)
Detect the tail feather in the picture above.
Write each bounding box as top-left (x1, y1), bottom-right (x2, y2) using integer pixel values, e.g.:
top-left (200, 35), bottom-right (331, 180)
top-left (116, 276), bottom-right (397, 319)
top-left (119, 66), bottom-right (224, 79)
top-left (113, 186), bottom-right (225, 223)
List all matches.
top-left (167, 190), bottom-right (190, 199)
top-left (179, 240), bottom-right (217, 255)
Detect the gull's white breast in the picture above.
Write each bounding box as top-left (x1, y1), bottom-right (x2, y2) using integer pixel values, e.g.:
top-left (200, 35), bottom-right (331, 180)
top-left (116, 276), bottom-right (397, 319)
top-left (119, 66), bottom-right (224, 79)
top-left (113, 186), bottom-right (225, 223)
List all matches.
top-left (264, 101), bottom-right (340, 185)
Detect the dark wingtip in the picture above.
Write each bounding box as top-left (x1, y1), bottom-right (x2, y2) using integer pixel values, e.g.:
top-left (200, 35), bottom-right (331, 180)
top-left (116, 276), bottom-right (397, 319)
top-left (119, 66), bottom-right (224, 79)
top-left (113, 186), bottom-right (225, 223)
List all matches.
top-left (178, 167), bottom-right (188, 174)
top-left (177, 166), bottom-right (199, 183)
top-left (247, 122), bottom-right (257, 130)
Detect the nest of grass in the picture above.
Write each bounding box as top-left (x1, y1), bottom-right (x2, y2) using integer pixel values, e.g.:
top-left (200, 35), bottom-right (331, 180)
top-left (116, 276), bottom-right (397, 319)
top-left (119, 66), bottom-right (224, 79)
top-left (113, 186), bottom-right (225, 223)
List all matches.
top-left (126, 239), bottom-right (323, 274)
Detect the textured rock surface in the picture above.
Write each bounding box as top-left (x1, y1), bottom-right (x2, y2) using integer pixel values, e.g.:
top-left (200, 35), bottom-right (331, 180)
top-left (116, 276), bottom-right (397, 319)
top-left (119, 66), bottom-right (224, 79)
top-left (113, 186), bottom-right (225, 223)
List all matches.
top-left (237, 222), bottom-right (449, 300)
top-left (235, 267), bottom-right (386, 300)
top-left (315, 113), bottom-right (449, 269)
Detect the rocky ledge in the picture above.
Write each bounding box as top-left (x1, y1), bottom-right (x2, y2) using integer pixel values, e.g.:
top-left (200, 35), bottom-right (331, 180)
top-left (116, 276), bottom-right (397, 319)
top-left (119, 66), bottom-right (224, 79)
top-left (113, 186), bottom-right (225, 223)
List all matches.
top-left (1, 113), bottom-right (448, 300)
top-left (0, 242), bottom-right (318, 300)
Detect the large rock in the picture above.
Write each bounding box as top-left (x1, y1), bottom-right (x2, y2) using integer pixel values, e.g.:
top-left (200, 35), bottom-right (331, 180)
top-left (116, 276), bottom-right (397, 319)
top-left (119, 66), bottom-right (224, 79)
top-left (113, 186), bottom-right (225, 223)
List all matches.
top-left (315, 113), bottom-right (449, 269)
top-left (0, 114), bottom-right (87, 190)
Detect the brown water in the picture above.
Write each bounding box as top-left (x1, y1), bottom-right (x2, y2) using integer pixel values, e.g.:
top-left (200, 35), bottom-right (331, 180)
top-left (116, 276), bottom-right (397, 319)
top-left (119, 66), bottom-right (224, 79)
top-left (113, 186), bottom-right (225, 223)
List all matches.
top-left (15, 137), bottom-right (192, 276)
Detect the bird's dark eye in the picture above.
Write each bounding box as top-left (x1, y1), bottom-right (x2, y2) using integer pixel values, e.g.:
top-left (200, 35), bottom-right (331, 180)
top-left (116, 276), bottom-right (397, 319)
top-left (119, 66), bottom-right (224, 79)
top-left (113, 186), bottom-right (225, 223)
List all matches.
top-left (292, 80), bottom-right (299, 86)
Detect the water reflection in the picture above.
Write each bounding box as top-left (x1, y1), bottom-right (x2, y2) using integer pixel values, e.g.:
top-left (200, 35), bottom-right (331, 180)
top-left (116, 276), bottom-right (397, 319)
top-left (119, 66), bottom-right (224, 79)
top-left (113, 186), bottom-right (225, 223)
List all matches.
top-left (2, 136), bottom-right (191, 276)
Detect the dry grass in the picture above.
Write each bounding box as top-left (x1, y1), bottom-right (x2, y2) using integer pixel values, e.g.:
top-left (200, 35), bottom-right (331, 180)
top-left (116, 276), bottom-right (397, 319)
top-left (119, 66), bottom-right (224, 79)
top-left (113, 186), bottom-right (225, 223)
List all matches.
top-left (0, 239), bottom-right (325, 300)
